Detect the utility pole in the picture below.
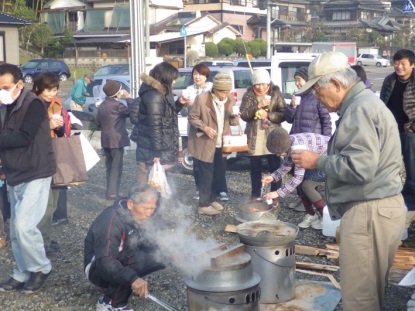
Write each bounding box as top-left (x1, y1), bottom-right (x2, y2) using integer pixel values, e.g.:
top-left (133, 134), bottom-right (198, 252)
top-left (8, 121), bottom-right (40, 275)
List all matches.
top-left (267, 2), bottom-right (271, 58)
top-left (129, 0), bottom-right (145, 98)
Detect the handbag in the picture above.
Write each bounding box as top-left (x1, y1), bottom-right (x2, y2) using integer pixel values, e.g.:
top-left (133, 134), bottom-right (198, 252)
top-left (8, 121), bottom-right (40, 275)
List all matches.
top-left (222, 124), bottom-right (249, 153)
top-left (51, 135), bottom-right (89, 186)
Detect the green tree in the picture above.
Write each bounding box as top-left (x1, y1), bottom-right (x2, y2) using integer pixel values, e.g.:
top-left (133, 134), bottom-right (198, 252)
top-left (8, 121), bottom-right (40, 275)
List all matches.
top-left (220, 38), bottom-right (236, 50)
top-left (234, 39), bottom-right (248, 56)
top-left (217, 41), bottom-right (233, 56)
top-left (368, 30), bottom-right (386, 47)
top-left (205, 42), bottom-right (218, 57)
top-left (31, 23), bottom-right (53, 55)
top-left (248, 39), bottom-right (267, 57)
top-left (12, 0), bottom-right (36, 21)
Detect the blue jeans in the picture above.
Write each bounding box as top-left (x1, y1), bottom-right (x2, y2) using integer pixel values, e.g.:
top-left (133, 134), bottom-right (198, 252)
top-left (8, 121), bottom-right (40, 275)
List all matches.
top-left (9, 177), bottom-right (52, 282)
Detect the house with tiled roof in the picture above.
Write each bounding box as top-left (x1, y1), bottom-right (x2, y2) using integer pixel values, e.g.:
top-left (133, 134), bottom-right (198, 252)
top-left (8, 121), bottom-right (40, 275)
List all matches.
top-left (0, 12), bottom-right (30, 65)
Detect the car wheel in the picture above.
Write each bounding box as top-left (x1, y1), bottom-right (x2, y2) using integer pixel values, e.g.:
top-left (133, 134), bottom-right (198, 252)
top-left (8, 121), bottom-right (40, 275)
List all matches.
top-left (376, 62), bottom-right (381, 67)
top-left (59, 74), bottom-right (68, 82)
top-left (357, 61), bottom-right (362, 66)
top-left (24, 75), bottom-right (33, 84)
top-left (180, 147), bottom-right (193, 174)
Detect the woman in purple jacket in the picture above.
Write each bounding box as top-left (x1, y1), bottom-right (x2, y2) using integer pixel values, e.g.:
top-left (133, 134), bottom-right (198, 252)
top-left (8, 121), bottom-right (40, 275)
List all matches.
top-left (285, 67), bottom-right (332, 229)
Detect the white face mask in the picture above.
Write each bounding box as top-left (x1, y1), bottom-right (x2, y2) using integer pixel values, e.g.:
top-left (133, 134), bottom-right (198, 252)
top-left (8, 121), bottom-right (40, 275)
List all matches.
top-left (0, 83), bottom-right (18, 105)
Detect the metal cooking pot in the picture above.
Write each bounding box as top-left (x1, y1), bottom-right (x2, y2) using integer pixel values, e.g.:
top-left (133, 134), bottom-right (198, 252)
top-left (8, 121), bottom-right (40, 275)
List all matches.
top-left (236, 220), bottom-right (299, 247)
top-left (235, 201), bottom-right (277, 223)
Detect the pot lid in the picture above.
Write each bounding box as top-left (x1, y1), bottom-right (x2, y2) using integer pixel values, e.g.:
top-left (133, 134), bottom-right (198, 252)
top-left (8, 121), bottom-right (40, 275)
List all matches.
top-left (236, 220), bottom-right (299, 247)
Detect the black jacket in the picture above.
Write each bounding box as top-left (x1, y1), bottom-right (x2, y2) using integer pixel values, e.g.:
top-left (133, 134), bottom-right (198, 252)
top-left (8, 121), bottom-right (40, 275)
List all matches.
top-left (136, 73), bottom-right (185, 166)
top-left (84, 200), bottom-right (148, 286)
top-left (0, 88), bottom-right (56, 186)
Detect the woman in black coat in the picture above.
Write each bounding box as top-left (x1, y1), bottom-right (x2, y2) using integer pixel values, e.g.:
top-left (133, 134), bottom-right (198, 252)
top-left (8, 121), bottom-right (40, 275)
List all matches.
top-left (134, 62), bottom-right (186, 184)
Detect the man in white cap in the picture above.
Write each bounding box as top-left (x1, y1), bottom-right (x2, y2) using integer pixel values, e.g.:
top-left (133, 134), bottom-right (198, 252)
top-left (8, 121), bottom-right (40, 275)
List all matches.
top-left (291, 51), bottom-right (405, 311)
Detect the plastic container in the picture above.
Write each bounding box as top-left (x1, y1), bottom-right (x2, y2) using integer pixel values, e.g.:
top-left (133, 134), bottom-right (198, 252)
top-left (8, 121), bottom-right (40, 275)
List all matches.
top-left (322, 206), bottom-right (341, 237)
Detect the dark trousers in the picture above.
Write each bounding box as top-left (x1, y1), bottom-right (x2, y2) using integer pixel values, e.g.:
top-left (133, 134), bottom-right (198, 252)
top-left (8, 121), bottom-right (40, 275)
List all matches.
top-left (198, 148), bottom-right (228, 207)
top-left (104, 147), bottom-right (124, 196)
top-left (88, 247), bottom-right (165, 307)
top-left (53, 188), bottom-right (68, 221)
top-left (249, 154), bottom-right (282, 198)
top-left (402, 132), bottom-right (415, 211)
top-left (193, 158), bottom-right (200, 190)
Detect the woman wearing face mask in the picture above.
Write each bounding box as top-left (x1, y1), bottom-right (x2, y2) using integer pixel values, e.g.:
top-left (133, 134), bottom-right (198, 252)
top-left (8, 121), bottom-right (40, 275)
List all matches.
top-left (284, 67), bottom-right (332, 228)
top-left (96, 80), bottom-right (132, 201)
top-left (188, 72), bottom-right (239, 215)
top-left (239, 68), bottom-right (286, 203)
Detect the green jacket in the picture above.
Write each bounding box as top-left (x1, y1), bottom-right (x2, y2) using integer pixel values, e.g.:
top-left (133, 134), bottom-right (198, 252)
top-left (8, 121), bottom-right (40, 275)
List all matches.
top-left (318, 82), bottom-right (403, 219)
top-left (70, 76), bottom-right (87, 105)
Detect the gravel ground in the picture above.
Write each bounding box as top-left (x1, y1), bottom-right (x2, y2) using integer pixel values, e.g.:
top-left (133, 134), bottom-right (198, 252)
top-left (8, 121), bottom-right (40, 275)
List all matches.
top-left (0, 149), bottom-right (413, 311)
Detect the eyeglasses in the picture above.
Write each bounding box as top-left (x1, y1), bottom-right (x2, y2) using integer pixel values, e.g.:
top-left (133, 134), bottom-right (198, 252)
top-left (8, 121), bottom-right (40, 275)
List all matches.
top-left (311, 84), bottom-right (321, 96)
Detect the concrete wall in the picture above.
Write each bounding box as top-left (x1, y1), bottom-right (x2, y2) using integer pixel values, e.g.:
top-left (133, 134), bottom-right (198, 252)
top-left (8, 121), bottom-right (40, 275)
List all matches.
top-left (0, 27), bottom-right (19, 65)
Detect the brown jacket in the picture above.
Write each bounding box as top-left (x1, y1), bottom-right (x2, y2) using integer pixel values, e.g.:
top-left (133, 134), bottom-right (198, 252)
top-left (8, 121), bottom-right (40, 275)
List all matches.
top-left (188, 91), bottom-right (239, 163)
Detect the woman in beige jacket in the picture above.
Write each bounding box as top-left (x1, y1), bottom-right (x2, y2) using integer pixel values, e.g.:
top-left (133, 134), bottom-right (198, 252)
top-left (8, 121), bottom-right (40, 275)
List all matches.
top-left (188, 72), bottom-right (239, 215)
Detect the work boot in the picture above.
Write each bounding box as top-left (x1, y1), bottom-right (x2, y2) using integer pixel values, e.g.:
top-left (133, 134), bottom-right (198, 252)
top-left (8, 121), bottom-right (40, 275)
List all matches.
top-left (23, 271), bottom-right (51, 294)
top-left (198, 206), bottom-right (221, 216)
top-left (0, 278), bottom-right (25, 291)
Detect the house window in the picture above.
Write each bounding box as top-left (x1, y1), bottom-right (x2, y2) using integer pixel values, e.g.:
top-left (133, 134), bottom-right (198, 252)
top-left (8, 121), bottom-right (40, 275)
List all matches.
top-left (333, 11), bottom-right (350, 20)
top-left (360, 12), bottom-right (369, 19)
top-left (230, 0), bottom-right (247, 5)
top-left (231, 24), bottom-right (244, 34)
top-left (280, 6), bottom-right (288, 15)
top-left (168, 41), bottom-right (184, 55)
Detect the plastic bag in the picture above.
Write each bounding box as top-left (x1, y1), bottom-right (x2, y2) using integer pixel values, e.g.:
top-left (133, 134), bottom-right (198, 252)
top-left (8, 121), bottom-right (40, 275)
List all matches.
top-left (148, 162), bottom-right (172, 198)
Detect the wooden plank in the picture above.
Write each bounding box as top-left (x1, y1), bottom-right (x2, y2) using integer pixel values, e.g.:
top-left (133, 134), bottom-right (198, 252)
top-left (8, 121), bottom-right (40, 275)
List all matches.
top-left (295, 245), bottom-right (320, 256)
top-left (296, 268), bottom-right (341, 289)
top-left (225, 224), bottom-right (237, 233)
top-left (296, 261), bottom-right (340, 272)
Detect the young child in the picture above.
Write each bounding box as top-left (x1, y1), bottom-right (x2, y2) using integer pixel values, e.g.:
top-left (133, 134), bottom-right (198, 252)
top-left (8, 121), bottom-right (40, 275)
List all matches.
top-left (263, 128), bottom-right (330, 230)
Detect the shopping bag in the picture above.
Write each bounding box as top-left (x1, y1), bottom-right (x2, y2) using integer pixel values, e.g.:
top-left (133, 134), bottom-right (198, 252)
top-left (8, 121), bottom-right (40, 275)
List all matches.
top-left (51, 135), bottom-right (89, 186)
top-left (148, 162), bottom-right (172, 199)
top-left (78, 133), bottom-right (100, 171)
top-left (222, 124), bottom-right (249, 153)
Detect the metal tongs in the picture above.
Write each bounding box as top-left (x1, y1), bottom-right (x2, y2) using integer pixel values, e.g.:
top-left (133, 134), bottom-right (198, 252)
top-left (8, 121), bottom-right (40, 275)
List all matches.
top-left (148, 294), bottom-right (179, 311)
top-left (260, 181), bottom-right (265, 198)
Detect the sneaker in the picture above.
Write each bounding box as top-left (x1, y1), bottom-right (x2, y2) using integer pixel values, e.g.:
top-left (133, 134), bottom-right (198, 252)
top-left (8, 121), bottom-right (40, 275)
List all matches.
top-left (23, 271), bottom-right (51, 294)
top-left (298, 214), bottom-right (319, 229)
top-left (218, 192), bottom-right (229, 202)
top-left (0, 278), bottom-right (25, 291)
top-left (112, 306), bottom-right (134, 311)
top-left (193, 191), bottom-right (199, 200)
top-left (211, 201), bottom-right (224, 211)
top-left (294, 203), bottom-right (306, 212)
top-left (52, 218), bottom-right (69, 226)
top-left (288, 200), bottom-right (301, 209)
top-left (96, 296), bottom-right (112, 311)
top-left (198, 206), bottom-right (221, 215)
top-left (45, 240), bottom-right (60, 254)
top-left (311, 218), bottom-right (323, 230)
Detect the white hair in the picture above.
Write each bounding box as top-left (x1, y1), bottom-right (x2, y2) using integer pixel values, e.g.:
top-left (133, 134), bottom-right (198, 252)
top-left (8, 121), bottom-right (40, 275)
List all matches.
top-left (318, 67), bottom-right (359, 89)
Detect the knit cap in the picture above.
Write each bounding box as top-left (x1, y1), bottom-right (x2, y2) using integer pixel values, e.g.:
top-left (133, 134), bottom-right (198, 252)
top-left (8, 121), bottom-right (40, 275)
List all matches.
top-left (294, 66), bottom-right (309, 82)
top-left (103, 80), bottom-right (121, 97)
top-left (266, 128), bottom-right (292, 155)
top-left (252, 68), bottom-right (270, 85)
top-left (213, 72), bottom-right (233, 91)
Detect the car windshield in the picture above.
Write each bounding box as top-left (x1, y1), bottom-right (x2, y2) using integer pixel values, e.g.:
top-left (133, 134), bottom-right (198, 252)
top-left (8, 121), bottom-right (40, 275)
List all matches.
top-left (95, 65), bottom-right (128, 76)
top-left (21, 61), bottom-right (39, 69)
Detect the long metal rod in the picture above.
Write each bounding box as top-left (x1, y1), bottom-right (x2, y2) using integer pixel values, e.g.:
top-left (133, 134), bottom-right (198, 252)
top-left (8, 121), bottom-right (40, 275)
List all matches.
top-left (148, 294), bottom-right (179, 311)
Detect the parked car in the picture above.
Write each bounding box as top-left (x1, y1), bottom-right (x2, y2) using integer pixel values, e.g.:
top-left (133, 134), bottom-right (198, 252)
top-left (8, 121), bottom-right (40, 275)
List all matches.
top-left (356, 54), bottom-right (390, 67)
top-left (63, 75), bottom-right (131, 129)
top-left (20, 59), bottom-right (71, 84)
top-left (173, 66), bottom-right (252, 105)
top-left (233, 59), bottom-right (272, 68)
top-left (94, 64), bottom-right (129, 76)
top-left (199, 60), bottom-right (234, 67)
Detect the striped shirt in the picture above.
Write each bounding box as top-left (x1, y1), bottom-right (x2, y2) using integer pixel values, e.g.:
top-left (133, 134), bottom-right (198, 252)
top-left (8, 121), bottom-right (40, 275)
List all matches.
top-left (271, 133), bottom-right (331, 198)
